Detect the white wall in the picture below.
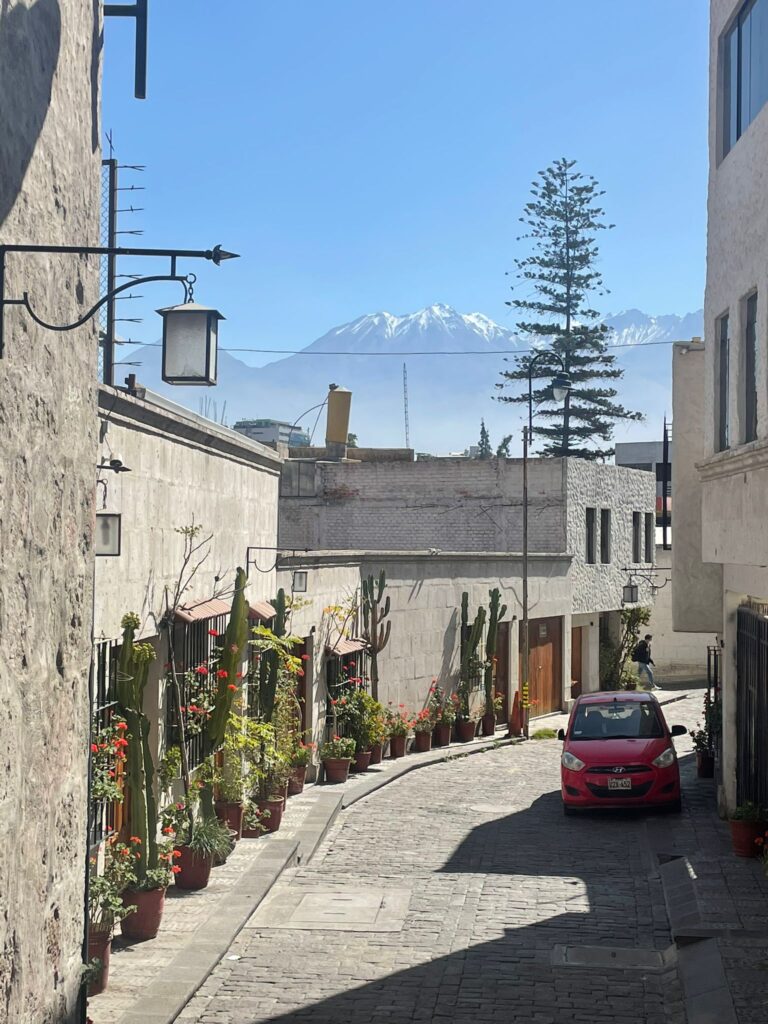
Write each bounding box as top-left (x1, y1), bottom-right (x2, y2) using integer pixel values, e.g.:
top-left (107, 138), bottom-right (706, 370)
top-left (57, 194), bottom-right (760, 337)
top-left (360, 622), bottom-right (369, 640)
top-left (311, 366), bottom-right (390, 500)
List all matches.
top-left (648, 545), bottom-right (712, 679)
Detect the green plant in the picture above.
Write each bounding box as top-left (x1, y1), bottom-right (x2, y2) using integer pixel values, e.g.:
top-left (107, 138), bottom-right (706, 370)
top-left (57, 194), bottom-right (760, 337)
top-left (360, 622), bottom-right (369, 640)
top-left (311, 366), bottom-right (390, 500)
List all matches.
top-left (599, 607), bottom-right (652, 690)
top-left (412, 708), bottom-right (434, 733)
top-left (458, 593), bottom-right (486, 721)
top-left (90, 715), bottom-right (129, 803)
top-left (115, 612), bottom-right (160, 888)
top-left (254, 589), bottom-right (289, 722)
top-left (341, 688), bottom-right (381, 751)
top-left (291, 742), bottom-right (314, 768)
top-left (158, 745), bottom-right (182, 795)
top-left (483, 588), bottom-right (507, 714)
top-left (531, 728), bottom-right (558, 740)
top-left (243, 801), bottom-right (271, 834)
top-left (385, 707), bottom-right (413, 737)
top-left (179, 816), bottom-right (232, 858)
top-left (730, 801), bottom-right (767, 823)
top-left (320, 735), bottom-right (356, 760)
top-left (361, 570), bottom-right (392, 700)
top-left (88, 838), bottom-right (138, 934)
top-left (429, 684), bottom-right (457, 726)
top-left (689, 725), bottom-right (711, 753)
top-left (241, 718), bottom-right (288, 800)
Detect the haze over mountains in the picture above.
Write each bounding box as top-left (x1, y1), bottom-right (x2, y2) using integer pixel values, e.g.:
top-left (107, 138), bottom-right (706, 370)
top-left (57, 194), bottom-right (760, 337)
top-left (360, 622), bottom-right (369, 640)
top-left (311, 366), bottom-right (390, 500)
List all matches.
top-left (127, 305), bottom-right (703, 455)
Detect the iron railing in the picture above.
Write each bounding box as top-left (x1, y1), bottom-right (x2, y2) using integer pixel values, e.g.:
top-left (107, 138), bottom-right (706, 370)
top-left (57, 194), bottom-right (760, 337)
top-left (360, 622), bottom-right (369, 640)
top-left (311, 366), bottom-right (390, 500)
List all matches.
top-left (89, 637), bottom-right (121, 846)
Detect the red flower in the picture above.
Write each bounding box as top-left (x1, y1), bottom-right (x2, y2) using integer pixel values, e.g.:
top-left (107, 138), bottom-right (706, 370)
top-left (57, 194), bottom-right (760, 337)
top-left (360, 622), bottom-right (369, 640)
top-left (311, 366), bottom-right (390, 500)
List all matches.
top-left (217, 669), bottom-right (228, 678)
top-left (171, 865), bottom-right (182, 874)
top-left (108, 770), bottom-right (115, 778)
top-left (162, 826), bottom-right (174, 835)
top-left (297, 669), bottom-right (305, 677)
top-left (301, 654), bottom-right (309, 661)
top-left (236, 672), bottom-right (243, 679)
top-left (208, 629), bottom-right (219, 636)
top-left (172, 849), bottom-right (182, 858)
top-left (91, 743), bottom-right (98, 753)
top-left (227, 684), bottom-right (237, 692)
top-left (129, 836), bottom-right (142, 844)
top-left (196, 665), bottom-right (209, 676)
top-left (116, 721), bottom-right (128, 730)
top-left (331, 699), bottom-right (338, 706)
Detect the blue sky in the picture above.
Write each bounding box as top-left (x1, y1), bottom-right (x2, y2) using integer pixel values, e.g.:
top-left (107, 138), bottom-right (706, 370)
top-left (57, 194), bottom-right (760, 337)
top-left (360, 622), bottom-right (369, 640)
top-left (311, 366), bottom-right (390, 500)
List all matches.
top-left (103, 1), bottom-right (709, 365)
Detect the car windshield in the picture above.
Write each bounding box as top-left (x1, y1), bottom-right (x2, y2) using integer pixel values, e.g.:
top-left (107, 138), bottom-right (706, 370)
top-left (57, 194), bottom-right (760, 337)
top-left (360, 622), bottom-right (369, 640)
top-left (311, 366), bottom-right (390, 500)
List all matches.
top-left (570, 701), bottom-right (664, 740)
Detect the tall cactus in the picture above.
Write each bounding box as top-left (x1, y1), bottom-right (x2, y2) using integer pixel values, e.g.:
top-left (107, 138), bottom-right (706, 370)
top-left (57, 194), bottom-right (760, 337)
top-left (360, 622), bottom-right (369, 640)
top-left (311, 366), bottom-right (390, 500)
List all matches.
top-left (116, 612), bottom-right (158, 885)
top-left (257, 587), bottom-right (287, 723)
top-left (458, 593), bottom-right (486, 722)
top-left (484, 588), bottom-right (507, 714)
top-left (362, 570), bottom-right (391, 699)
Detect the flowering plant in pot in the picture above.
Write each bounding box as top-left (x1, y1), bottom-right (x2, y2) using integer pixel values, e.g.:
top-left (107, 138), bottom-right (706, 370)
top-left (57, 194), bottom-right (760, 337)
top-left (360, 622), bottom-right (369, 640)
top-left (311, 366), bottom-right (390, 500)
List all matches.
top-left (412, 708), bottom-right (435, 753)
top-left (320, 735), bottom-right (356, 782)
top-left (121, 837), bottom-right (179, 941)
top-left (429, 685), bottom-right (456, 747)
top-left (369, 709), bottom-right (388, 763)
top-left (385, 706), bottom-right (412, 758)
top-left (729, 802), bottom-right (768, 857)
top-left (288, 742), bottom-right (314, 795)
top-left (343, 688), bottom-right (380, 772)
top-left (242, 801), bottom-right (272, 838)
top-left (162, 800), bottom-right (231, 889)
top-left (87, 839), bottom-right (138, 994)
top-left (481, 690), bottom-right (504, 737)
top-left (244, 719), bottom-right (289, 832)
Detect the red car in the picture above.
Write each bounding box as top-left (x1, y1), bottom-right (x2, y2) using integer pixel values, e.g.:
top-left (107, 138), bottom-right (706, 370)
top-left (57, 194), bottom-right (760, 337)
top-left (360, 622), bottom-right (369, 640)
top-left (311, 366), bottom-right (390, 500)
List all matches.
top-left (558, 692), bottom-right (687, 815)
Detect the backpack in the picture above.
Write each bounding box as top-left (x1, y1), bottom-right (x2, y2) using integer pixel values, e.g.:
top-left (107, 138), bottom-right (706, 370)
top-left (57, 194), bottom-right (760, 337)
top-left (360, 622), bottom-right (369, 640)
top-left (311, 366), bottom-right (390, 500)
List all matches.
top-left (631, 641), bottom-right (645, 663)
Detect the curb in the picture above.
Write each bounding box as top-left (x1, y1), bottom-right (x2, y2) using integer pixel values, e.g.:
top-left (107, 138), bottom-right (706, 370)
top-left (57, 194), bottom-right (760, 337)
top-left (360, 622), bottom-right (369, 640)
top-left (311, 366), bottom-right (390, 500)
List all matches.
top-left (118, 839), bottom-right (299, 1024)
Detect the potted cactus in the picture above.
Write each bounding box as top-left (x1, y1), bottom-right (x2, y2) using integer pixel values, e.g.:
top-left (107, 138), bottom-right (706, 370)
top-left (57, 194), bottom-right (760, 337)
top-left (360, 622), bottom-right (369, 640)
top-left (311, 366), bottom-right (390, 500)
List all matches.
top-left (457, 594), bottom-right (486, 741)
top-left (482, 589), bottom-right (507, 736)
top-left (361, 570), bottom-right (392, 701)
top-left (320, 735), bottom-right (356, 782)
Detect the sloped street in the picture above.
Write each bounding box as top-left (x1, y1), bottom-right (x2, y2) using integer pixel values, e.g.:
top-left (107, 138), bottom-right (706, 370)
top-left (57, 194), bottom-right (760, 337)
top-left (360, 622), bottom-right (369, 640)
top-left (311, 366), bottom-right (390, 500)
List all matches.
top-left (176, 694), bottom-right (753, 1024)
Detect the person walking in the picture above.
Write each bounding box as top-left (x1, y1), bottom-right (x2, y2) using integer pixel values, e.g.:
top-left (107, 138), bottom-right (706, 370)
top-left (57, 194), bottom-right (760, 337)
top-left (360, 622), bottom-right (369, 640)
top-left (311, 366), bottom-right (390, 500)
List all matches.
top-left (632, 634), bottom-right (659, 690)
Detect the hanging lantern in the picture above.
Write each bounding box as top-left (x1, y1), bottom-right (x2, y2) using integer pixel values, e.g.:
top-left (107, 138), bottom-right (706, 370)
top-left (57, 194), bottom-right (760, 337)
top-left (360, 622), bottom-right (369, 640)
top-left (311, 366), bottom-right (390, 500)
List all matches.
top-left (158, 301), bottom-right (223, 386)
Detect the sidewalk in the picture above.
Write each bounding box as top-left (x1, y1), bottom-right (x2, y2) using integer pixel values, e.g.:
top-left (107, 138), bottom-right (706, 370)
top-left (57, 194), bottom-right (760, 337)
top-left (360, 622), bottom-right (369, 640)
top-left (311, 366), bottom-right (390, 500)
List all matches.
top-left (89, 728), bottom-right (519, 1024)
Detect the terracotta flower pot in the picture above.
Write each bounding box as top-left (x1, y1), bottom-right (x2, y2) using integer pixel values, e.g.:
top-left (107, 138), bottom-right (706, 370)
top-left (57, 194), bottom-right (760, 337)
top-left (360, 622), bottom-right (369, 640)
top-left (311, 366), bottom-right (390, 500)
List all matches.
top-left (730, 818), bottom-right (766, 857)
top-left (433, 723), bottom-right (451, 747)
top-left (121, 887), bottom-right (166, 941)
top-left (215, 800), bottom-right (244, 840)
top-left (256, 797), bottom-right (284, 833)
top-left (351, 749), bottom-right (372, 773)
top-left (414, 730), bottom-right (432, 753)
top-left (369, 743), bottom-right (383, 764)
top-left (696, 751), bottom-right (715, 778)
top-left (323, 757), bottom-right (352, 783)
top-left (87, 929), bottom-right (111, 996)
top-left (288, 765), bottom-right (307, 795)
top-left (456, 720), bottom-right (477, 743)
top-left (174, 846), bottom-right (213, 891)
top-left (481, 713), bottom-right (496, 737)
top-left (389, 734), bottom-right (407, 759)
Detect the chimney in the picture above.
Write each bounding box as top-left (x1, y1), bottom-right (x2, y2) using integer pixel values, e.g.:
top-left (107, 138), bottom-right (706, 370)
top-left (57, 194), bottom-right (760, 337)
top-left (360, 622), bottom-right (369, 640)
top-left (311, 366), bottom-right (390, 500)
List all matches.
top-left (325, 385), bottom-right (351, 460)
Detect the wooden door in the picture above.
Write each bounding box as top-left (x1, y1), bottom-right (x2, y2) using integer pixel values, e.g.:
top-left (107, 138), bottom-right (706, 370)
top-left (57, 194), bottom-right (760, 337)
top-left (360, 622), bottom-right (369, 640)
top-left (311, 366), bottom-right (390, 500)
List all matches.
top-left (571, 626), bottom-right (583, 699)
top-left (520, 616), bottom-right (563, 715)
top-left (494, 621), bottom-right (510, 724)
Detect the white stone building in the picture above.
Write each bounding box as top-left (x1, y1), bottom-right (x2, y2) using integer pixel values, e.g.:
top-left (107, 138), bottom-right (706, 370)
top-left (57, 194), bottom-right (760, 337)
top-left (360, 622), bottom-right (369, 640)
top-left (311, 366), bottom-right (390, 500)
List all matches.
top-left (278, 455), bottom-right (657, 722)
top-left (673, 0), bottom-right (768, 812)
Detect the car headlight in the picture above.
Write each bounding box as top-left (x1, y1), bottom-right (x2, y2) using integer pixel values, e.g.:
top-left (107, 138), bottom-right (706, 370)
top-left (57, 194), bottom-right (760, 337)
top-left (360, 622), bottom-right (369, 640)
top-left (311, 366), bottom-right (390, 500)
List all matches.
top-left (652, 747), bottom-right (676, 769)
top-left (562, 751), bottom-right (585, 771)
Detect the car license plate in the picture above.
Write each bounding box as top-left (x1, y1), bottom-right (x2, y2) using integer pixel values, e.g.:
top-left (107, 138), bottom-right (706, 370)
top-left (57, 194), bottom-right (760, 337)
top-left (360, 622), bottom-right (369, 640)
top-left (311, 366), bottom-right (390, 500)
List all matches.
top-left (607, 777), bottom-right (632, 791)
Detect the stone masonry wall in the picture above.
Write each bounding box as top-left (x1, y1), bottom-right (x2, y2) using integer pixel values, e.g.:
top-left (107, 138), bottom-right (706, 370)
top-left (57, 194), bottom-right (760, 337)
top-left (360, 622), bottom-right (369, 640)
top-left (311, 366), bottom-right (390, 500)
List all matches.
top-left (279, 457), bottom-right (567, 553)
top-left (0, 3), bottom-right (101, 1021)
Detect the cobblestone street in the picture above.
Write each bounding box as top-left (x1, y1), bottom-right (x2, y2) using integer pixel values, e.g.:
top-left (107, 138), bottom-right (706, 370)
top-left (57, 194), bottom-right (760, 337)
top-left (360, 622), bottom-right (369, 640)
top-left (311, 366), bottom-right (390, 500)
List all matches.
top-left (177, 696), bottom-right (721, 1024)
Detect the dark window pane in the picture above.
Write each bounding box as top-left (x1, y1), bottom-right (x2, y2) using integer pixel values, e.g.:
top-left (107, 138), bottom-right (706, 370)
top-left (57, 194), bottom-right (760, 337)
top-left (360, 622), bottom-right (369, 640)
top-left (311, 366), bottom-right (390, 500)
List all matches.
top-left (718, 314), bottom-right (730, 451)
top-left (725, 21), bottom-right (740, 153)
top-left (585, 507), bottom-right (596, 564)
top-left (745, 293), bottom-right (758, 443)
top-left (741, 5), bottom-right (753, 128)
top-left (632, 512), bottom-right (642, 563)
top-left (600, 509), bottom-right (611, 564)
top-left (752, 0), bottom-right (768, 118)
top-left (644, 512), bottom-right (654, 563)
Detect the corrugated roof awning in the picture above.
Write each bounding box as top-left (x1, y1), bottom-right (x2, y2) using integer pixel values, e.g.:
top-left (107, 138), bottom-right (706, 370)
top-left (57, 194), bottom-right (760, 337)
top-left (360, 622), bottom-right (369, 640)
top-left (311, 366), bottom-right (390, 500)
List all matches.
top-left (175, 597), bottom-right (231, 624)
top-left (326, 637), bottom-right (369, 657)
top-left (249, 600), bottom-right (277, 621)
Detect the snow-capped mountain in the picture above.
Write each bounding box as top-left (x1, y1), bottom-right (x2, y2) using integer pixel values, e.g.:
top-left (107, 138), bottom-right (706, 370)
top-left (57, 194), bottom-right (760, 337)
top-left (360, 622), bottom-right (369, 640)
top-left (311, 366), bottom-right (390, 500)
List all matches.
top-left (127, 304), bottom-right (702, 454)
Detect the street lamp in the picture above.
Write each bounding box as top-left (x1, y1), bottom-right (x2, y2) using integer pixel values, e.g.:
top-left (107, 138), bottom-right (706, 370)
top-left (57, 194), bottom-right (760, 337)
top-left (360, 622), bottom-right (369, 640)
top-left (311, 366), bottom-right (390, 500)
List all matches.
top-left (159, 301), bottom-right (224, 386)
top-left (520, 352), bottom-right (571, 738)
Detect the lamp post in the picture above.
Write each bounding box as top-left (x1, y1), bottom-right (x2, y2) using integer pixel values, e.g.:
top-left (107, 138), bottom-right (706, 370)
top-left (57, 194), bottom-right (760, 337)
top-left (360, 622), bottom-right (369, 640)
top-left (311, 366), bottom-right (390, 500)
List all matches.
top-left (520, 353), bottom-right (571, 738)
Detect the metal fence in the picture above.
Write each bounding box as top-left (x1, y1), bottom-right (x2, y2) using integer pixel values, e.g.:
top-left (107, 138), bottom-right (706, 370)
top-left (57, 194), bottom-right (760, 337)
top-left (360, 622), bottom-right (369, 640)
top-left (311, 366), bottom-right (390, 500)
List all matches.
top-left (89, 638), bottom-right (122, 847)
top-left (166, 614), bottom-right (229, 771)
top-left (736, 605), bottom-right (768, 806)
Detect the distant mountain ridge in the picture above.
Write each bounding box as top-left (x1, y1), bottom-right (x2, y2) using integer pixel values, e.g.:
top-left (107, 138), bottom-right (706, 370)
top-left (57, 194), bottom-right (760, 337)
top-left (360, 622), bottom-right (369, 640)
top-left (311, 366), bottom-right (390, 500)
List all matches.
top-left (129, 304), bottom-right (703, 454)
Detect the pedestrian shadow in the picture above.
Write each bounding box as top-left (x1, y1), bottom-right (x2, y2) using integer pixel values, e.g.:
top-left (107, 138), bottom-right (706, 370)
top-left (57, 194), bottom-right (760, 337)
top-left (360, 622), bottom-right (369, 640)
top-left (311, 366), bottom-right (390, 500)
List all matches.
top-left (226, 791), bottom-right (685, 1023)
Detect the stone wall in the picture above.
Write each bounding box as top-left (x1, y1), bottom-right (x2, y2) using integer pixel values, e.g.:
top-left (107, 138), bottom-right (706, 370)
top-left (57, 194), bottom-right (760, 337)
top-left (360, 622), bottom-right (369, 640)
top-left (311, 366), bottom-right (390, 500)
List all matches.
top-left (0, 2), bottom-right (102, 1021)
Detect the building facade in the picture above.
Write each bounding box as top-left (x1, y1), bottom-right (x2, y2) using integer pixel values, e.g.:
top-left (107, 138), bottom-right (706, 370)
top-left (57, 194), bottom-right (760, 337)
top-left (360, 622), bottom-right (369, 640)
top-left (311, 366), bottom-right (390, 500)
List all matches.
top-left (673, 0), bottom-right (768, 811)
top-left (279, 455), bottom-right (656, 718)
top-left (234, 418), bottom-right (311, 448)
top-left (0, 3), bottom-right (102, 1021)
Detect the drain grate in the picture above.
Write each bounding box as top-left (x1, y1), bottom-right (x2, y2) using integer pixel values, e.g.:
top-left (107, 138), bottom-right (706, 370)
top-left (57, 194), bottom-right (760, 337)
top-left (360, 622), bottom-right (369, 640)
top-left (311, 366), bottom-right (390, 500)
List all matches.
top-left (552, 944), bottom-right (676, 971)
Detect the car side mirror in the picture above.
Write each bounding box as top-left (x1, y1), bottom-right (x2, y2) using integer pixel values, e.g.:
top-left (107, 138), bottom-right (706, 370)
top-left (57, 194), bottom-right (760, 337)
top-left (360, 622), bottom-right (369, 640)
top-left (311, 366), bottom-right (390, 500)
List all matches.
top-left (670, 724), bottom-right (687, 737)
top-left (557, 728), bottom-right (566, 741)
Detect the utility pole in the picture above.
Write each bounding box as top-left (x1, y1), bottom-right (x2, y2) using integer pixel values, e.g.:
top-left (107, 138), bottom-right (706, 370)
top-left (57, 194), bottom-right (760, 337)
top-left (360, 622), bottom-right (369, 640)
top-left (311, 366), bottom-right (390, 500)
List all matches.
top-left (403, 362), bottom-right (410, 449)
top-left (521, 424), bottom-right (530, 739)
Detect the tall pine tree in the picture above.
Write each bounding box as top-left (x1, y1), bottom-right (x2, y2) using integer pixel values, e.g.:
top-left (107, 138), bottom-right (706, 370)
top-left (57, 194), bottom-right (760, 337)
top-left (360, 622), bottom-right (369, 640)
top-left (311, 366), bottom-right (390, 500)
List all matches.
top-left (496, 158), bottom-right (642, 459)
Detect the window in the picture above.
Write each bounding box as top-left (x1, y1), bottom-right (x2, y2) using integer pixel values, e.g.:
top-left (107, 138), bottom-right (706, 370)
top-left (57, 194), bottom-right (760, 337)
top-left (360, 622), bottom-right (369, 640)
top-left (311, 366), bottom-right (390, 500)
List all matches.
top-left (717, 313), bottom-right (730, 451)
top-left (723, 0), bottom-right (768, 157)
top-left (745, 293), bottom-right (758, 443)
top-left (600, 508), bottom-right (611, 563)
top-left (644, 512), bottom-right (654, 563)
top-left (632, 512), bottom-right (642, 563)
top-left (585, 507), bottom-right (596, 564)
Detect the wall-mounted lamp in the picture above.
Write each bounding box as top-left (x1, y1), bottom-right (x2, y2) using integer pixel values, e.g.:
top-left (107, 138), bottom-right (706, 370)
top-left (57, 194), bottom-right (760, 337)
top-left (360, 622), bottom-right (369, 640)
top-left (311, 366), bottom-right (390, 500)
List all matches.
top-left (292, 570), bottom-right (308, 593)
top-left (95, 513), bottom-right (122, 556)
top-left (622, 582), bottom-right (639, 605)
top-left (98, 457), bottom-right (131, 474)
top-left (622, 568), bottom-right (670, 605)
top-left (0, 243), bottom-right (238, 370)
